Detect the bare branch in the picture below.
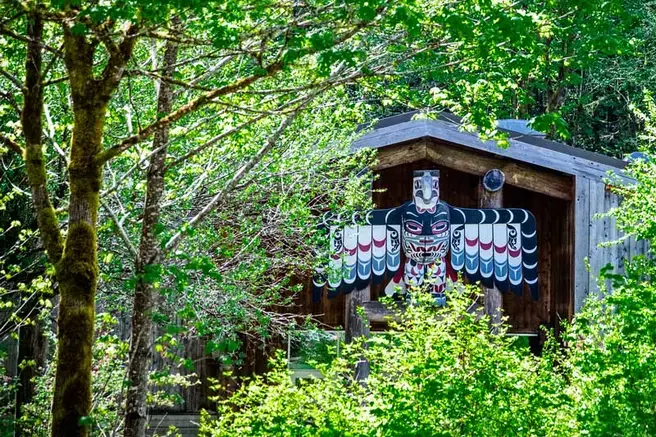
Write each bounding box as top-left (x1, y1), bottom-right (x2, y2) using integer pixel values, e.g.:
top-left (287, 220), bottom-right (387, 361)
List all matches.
top-left (44, 103), bottom-right (68, 162)
top-left (148, 49), bottom-right (224, 73)
top-left (163, 100), bottom-right (311, 253)
top-left (0, 134), bottom-right (24, 156)
top-left (165, 91), bottom-right (317, 169)
top-left (0, 24), bottom-right (63, 56)
top-left (126, 69), bottom-right (212, 92)
top-left (101, 200), bottom-right (139, 258)
top-left (101, 112), bottom-right (226, 197)
top-left (0, 90), bottom-right (21, 115)
top-left (0, 67), bottom-right (25, 91)
top-left (41, 43), bottom-right (65, 82)
top-left (42, 76), bottom-right (68, 87)
top-left (144, 30), bottom-right (214, 46)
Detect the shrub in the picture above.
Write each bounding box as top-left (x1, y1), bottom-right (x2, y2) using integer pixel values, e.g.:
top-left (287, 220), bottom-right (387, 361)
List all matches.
top-left (201, 266), bottom-right (656, 437)
top-left (200, 287), bottom-right (575, 437)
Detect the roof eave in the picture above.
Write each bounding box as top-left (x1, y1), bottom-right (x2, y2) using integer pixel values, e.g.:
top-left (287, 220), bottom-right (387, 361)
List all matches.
top-left (352, 119), bottom-right (629, 183)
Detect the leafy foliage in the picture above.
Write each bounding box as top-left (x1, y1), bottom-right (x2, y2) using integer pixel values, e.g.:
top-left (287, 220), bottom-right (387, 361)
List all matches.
top-left (0, 0), bottom-right (655, 433)
top-left (201, 271), bottom-right (656, 437)
top-left (199, 93), bottom-right (656, 437)
top-left (200, 288), bottom-right (565, 437)
top-left (16, 313), bottom-right (195, 436)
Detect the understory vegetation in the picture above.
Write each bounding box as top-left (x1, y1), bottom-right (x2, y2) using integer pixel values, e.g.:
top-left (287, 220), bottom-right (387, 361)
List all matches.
top-left (1, 0), bottom-right (656, 436)
top-left (202, 189), bottom-right (656, 437)
top-left (201, 253), bottom-right (656, 437)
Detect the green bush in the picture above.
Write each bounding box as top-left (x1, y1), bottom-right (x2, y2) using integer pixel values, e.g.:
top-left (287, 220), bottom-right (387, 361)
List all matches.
top-left (201, 274), bottom-right (656, 436)
top-left (563, 257), bottom-right (656, 436)
top-left (200, 288), bottom-right (568, 437)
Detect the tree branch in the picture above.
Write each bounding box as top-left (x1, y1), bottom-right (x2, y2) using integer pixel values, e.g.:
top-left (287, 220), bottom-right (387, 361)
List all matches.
top-left (22, 10), bottom-right (64, 264)
top-left (0, 24), bottom-right (63, 56)
top-left (0, 134), bottom-right (24, 156)
top-left (0, 90), bottom-right (21, 115)
top-left (42, 76), bottom-right (68, 87)
top-left (101, 200), bottom-right (138, 258)
top-left (163, 101), bottom-right (310, 253)
top-left (94, 60), bottom-right (283, 165)
top-left (126, 69), bottom-right (212, 92)
top-left (98, 23), bottom-right (139, 98)
top-left (0, 67), bottom-right (26, 91)
top-left (95, 18), bottom-right (374, 165)
top-left (164, 89), bottom-right (327, 169)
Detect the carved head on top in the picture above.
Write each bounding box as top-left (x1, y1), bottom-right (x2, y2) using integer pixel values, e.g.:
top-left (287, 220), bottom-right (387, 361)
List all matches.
top-left (403, 170), bottom-right (449, 263)
top-left (412, 170), bottom-right (439, 213)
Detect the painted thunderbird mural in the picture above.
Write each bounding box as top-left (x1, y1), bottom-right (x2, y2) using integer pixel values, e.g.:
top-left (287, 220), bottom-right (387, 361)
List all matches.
top-left (312, 170), bottom-right (538, 305)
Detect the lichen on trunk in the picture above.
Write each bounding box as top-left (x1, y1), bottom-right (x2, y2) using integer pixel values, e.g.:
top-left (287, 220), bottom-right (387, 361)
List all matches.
top-left (51, 222), bottom-right (98, 437)
top-left (48, 18), bottom-right (134, 436)
top-left (22, 11), bottom-right (63, 265)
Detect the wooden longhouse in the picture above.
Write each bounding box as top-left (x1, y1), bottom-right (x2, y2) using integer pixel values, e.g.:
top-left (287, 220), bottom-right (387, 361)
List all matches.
top-left (300, 111), bottom-right (648, 338)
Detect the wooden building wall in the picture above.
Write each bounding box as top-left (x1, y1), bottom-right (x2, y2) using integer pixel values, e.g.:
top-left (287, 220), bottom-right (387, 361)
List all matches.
top-left (372, 159), bottom-right (573, 334)
top-left (302, 143), bottom-right (653, 339)
top-left (574, 178), bottom-right (649, 311)
top-left (303, 157), bottom-right (576, 334)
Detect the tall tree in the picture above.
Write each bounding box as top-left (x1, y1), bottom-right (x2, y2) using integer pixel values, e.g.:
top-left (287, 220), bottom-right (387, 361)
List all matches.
top-left (124, 20), bottom-right (180, 436)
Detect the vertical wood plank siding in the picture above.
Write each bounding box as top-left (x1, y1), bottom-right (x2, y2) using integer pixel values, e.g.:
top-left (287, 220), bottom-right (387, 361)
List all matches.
top-left (574, 177), bottom-right (591, 312)
top-left (573, 177), bottom-right (650, 311)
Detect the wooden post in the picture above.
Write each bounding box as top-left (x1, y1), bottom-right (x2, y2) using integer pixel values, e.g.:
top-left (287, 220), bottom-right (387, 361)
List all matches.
top-left (345, 286), bottom-right (370, 381)
top-left (479, 169), bottom-right (505, 332)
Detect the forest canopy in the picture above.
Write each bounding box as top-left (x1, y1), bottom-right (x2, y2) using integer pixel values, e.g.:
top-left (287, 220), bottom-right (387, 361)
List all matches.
top-left (0, 0), bottom-right (654, 436)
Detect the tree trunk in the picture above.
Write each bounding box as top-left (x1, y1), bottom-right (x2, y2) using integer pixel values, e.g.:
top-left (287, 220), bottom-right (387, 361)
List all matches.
top-left (479, 169), bottom-right (505, 333)
top-left (15, 315), bottom-right (47, 436)
top-left (46, 17), bottom-right (136, 435)
top-left (345, 286), bottom-right (370, 381)
top-left (22, 12), bottom-right (63, 265)
top-left (50, 106), bottom-right (104, 436)
top-left (124, 33), bottom-right (179, 437)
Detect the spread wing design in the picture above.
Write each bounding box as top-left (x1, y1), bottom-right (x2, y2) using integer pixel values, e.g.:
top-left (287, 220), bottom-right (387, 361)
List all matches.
top-left (312, 205), bottom-right (404, 302)
top-left (448, 205), bottom-right (538, 299)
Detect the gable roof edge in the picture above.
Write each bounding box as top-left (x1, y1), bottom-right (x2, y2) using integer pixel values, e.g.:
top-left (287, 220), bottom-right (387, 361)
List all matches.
top-left (352, 119), bottom-right (629, 183)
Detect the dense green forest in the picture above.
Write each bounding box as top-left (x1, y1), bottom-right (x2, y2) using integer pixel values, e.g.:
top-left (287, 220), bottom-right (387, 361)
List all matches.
top-left (0, 0), bottom-right (655, 436)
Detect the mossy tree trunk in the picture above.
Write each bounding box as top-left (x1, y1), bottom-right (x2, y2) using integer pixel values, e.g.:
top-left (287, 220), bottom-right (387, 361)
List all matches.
top-left (16, 11), bottom-right (57, 434)
top-left (10, 8), bottom-right (311, 436)
top-left (15, 307), bottom-right (48, 436)
top-left (124, 32), bottom-right (179, 437)
top-left (21, 18), bottom-right (136, 437)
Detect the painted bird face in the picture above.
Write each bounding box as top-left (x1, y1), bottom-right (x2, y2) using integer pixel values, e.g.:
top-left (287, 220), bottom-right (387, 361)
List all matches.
top-left (412, 170), bottom-right (440, 213)
top-left (402, 201), bottom-right (450, 264)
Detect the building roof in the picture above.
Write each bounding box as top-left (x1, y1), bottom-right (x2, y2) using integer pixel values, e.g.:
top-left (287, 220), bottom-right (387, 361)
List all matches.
top-left (353, 111), bottom-right (627, 183)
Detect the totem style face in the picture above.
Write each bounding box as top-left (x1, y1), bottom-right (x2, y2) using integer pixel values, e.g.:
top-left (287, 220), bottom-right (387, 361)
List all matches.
top-left (402, 170), bottom-right (450, 264)
top-left (412, 170), bottom-right (440, 213)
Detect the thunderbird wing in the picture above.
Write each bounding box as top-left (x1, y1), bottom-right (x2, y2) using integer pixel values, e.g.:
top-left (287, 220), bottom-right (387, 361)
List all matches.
top-left (312, 205), bottom-right (404, 302)
top-left (448, 205), bottom-right (538, 299)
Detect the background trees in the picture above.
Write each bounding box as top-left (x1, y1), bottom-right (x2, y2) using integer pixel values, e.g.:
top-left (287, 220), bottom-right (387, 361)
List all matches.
top-left (0, 0), bottom-right (650, 436)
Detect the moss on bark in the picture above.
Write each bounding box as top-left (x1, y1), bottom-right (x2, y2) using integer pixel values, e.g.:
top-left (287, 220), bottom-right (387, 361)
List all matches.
top-left (51, 106), bottom-right (104, 436)
top-left (22, 9), bottom-right (64, 265)
top-left (51, 222), bottom-right (97, 437)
